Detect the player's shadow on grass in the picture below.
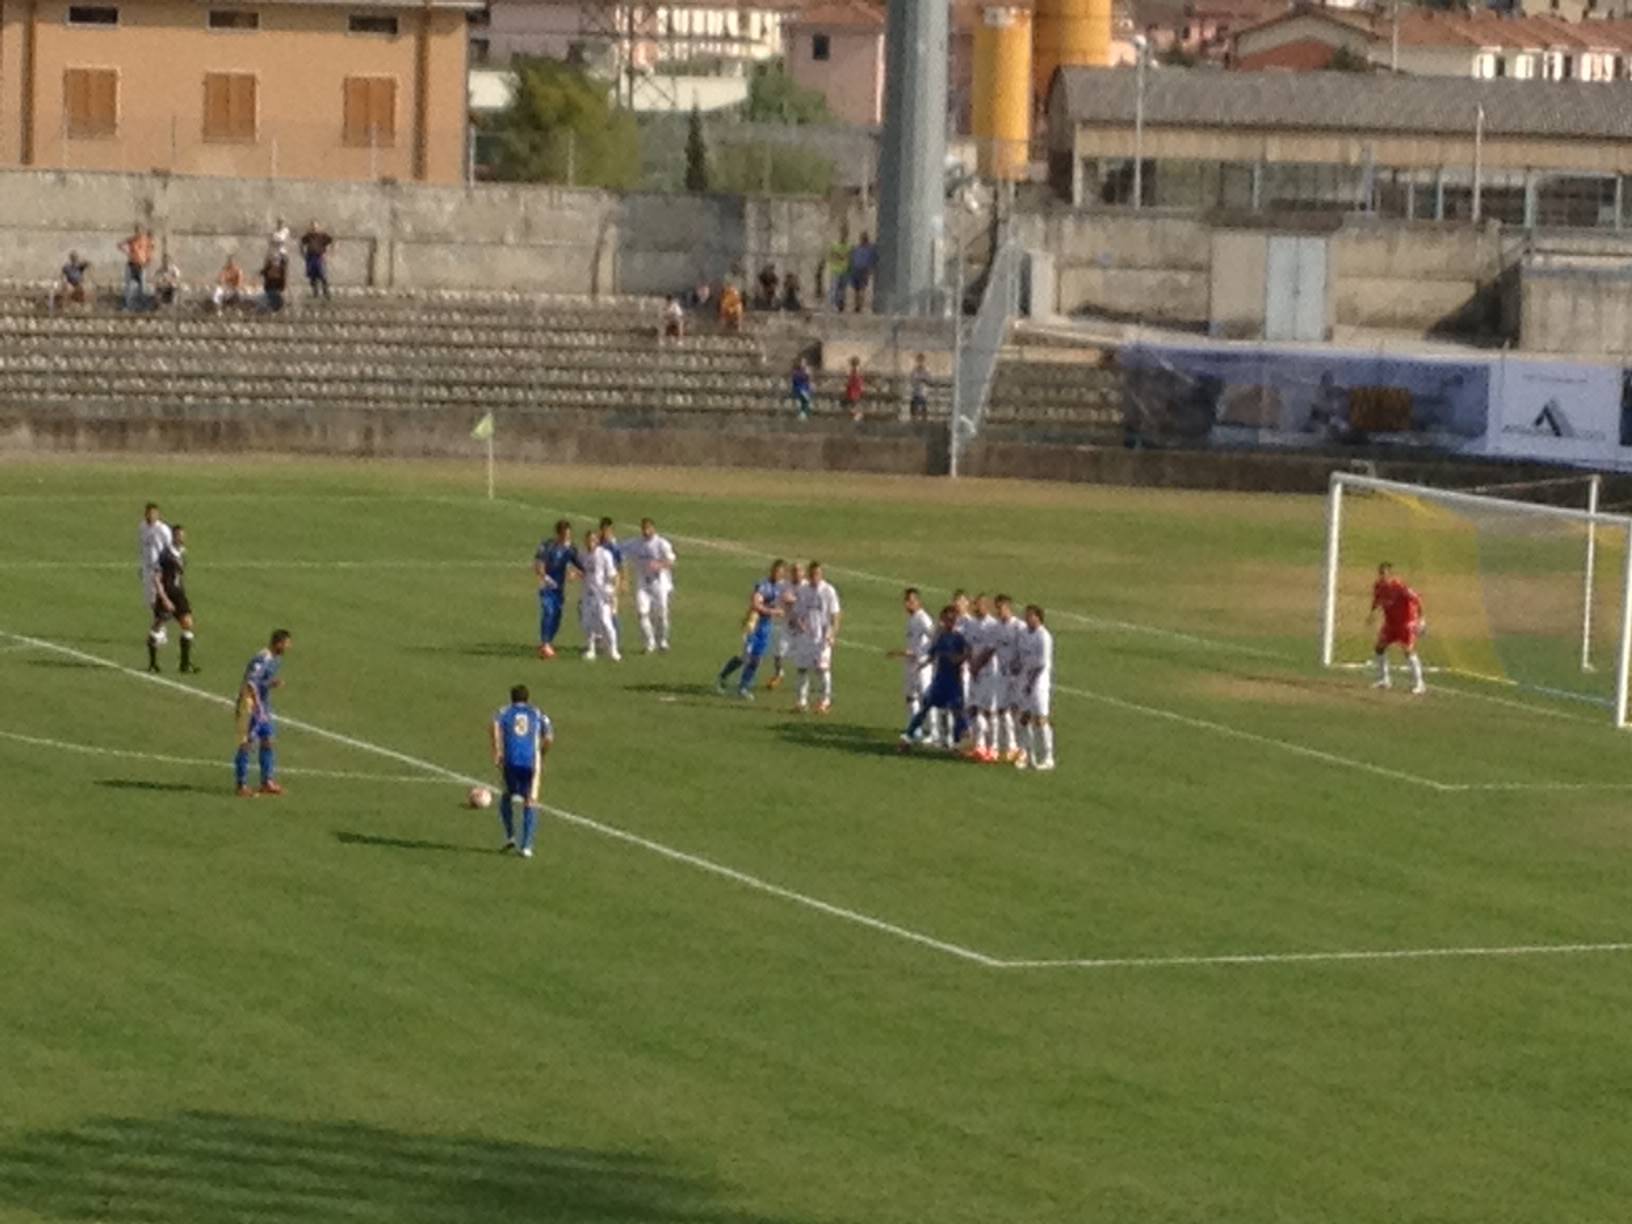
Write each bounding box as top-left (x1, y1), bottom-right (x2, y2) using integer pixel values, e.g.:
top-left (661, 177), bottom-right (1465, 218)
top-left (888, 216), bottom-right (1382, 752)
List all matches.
top-left (414, 641), bottom-right (539, 659)
top-left (95, 778), bottom-right (218, 796)
top-left (625, 681), bottom-right (741, 704)
top-left (773, 719), bottom-right (902, 758)
top-left (334, 830), bottom-right (492, 856)
top-left (0, 1111), bottom-right (800, 1224)
top-left (24, 658), bottom-right (102, 670)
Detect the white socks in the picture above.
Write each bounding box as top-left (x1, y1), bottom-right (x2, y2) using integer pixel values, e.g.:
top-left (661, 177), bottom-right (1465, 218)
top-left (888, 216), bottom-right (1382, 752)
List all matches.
top-left (819, 670), bottom-right (832, 703)
top-left (1038, 723), bottom-right (1054, 765)
top-left (1408, 652), bottom-right (1423, 689)
top-left (999, 711), bottom-right (1016, 754)
top-left (1376, 654), bottom-right (1390, 685)
top-left (639, 612), bottom-right (655, 652)
top-left (797, 672), bottom-right (810, 707)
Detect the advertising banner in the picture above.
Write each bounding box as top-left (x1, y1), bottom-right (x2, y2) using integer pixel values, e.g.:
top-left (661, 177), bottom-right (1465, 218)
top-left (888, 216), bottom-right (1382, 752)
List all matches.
top-left (1485, 358), bottom-right (1624, 467)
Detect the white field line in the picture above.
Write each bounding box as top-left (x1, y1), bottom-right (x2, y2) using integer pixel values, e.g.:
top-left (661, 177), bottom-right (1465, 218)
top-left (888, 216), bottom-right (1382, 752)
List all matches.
top-left (0, 559), bottom-right (523, 572)
top-left (998, 941), bottom-right (1632, 970)
top-left (8, 628), bottom-right (1631, 971)
top-left (0, 628), bottom-right (999, 968)
top-left (0, 727), bottom-right (445, 784)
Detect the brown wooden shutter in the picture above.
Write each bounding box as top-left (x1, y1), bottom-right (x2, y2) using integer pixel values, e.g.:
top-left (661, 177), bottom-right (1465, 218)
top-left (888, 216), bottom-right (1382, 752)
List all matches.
top-left (342, 76), bottom-right (396, 147)
top-left (64, 68), bottom-right (117, 137)
top-left (203, 72), bottom-right (256, 141)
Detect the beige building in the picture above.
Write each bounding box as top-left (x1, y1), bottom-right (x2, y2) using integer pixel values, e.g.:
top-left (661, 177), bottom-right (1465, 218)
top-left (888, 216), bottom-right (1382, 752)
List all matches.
top-left (1049, 66), bottom-right (1632, 228)
top-left (783, 0), bottom-right (885, 126)
top-left (0, 0), bottom-right (475, 183)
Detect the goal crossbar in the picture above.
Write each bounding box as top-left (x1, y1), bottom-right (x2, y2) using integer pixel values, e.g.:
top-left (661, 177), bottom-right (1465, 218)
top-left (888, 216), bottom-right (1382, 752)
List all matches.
top-left (1321, 471), bottom-right (1632, 728)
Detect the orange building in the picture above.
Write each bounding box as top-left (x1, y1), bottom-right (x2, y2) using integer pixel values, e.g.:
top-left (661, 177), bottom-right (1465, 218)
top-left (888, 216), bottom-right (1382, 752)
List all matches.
top-left (0, 0), bottom-right (475, 183)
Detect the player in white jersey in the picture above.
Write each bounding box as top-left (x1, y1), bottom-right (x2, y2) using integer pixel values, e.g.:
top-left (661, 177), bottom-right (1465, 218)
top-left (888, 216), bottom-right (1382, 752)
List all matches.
top-left (768, 562), bottom-right (803, 690)
top-left (991, 594), bottom-right (1025, 763)
top-left (624, 517), bottom-right (677, 652)
top-left (1015, 604), bottom-right (1055, 771)
top-left (790, 560), bottom-right (842, 713)
top-left (579, 531), bottom-right (622, 662)
top-left (137, 502), bottom-right (173, 615)
top-left (964, 594), bottom-right (1003, 762)
top-left (886, 586), bottom-right (936, 738)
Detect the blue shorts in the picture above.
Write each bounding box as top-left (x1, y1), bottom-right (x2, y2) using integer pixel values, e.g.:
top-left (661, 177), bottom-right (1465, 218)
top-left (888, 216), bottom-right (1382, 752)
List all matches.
top-left (235, 695), bottom-right (275, 742)
top-left (744, 624), bottom-right (772, 660)
top-left (925, 678), bottom-right (963, 710)
top-left (503, 764), bottom-right (537, 801)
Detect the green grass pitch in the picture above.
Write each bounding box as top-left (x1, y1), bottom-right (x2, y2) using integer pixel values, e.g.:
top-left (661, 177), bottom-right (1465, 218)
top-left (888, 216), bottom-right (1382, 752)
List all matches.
top-left (3, 457), bottom-right (1631, 1224)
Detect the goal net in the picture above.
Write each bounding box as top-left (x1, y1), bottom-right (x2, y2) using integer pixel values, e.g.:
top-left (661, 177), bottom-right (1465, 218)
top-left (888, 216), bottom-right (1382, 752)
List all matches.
top-left (1320, 472), bottom-right (1632, 726)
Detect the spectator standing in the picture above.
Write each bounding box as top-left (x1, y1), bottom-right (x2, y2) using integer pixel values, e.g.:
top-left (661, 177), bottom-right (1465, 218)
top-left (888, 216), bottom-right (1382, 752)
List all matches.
top-left (844, 356), bottom-right (865, 422)
top-left (790, 357), bottom-right (813, 420)
top-left (154, 256), bottom-right (182, 309)
top-left (260, 253), bottom-right (288, 313)
top-left (213, 256), bottom-right (245, 312)
top-left (756, 263), bottom-right (780, 310)
top-left (847, 232), bottom-right (878, 312)
top-left (300, 220), bottom-right (333, 300)
top-left (825, 238), bottom-right (849, 311)
top-left (54, 251), bottom-right (90, 311)
top-left (909, 352), bottom-right (930, 421)
top-left (118, 226), bottom-right (154, 311)
top-left (688, 278), bottom-right (713, 313)
top-left (268, 217), bottom-right (291, 259)
top-left (781, 272), bottom-right (804, 313)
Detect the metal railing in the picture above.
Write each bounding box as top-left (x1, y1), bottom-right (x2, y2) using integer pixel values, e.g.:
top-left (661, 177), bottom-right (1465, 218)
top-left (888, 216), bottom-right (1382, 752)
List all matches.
top-left (949, 238), bottom-right (1021, 478)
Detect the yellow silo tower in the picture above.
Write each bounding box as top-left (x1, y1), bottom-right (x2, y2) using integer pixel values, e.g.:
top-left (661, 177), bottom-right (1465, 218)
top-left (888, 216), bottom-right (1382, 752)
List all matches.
top-left (973, 5), bottom-right (1033, 180)
top-left (1033, 0), bottom-right (1113, 101)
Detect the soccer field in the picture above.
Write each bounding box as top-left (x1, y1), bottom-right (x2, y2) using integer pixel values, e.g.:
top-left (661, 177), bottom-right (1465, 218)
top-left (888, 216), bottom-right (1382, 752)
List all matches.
top-left (4, 457), bottom-right (1631, 1224)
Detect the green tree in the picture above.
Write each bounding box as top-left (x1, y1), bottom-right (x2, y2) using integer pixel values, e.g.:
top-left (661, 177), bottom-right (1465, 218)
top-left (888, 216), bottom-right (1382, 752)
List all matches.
top-left (743, 62), bottom-right (832, 125)
top-left (487, 59), bottom-right (639, 188)
top-left (1328, 45), bottom-right (1374, 72)
top-left (684, 104), bottom-right (710, 192)
top-left (712, 143), bottom-right (834, 196)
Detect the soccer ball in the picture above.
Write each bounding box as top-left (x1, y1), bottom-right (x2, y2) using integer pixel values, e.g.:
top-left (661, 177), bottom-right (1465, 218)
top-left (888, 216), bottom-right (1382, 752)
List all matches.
top-left (467, 786), bottom-right (493, 810)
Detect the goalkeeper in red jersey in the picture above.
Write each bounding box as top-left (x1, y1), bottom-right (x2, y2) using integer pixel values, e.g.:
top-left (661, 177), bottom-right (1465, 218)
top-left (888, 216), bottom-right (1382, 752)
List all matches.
top-left (1369, 563), bottom-right (1426, 695)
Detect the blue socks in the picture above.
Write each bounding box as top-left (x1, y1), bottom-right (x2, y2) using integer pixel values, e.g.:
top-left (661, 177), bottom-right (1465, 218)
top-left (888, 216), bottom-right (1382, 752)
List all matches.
top-left (499, 794), bottom-right (516, 842)
top-left (521, 806), bottom-right (538, 853)
top-left (258, 745), bottom-right (276, 785)
top-left (738, 657), bottom-right (761, 691)
top-left (234, 747), bottom-right (250, 787)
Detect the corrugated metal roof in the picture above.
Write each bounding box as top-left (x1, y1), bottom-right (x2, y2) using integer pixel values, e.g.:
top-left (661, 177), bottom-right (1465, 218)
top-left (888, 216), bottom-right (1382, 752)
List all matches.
top-left (1054, 65), bottom-right (1632, 140)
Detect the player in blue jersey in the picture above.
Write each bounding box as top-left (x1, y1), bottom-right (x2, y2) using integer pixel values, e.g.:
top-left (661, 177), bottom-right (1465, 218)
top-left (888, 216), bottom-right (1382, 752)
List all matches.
top-left (490, 683), bottom-right (554, 859)
top-left (533, 519), bottom-right (582, 660)
top-left (715, 560), bottom-right (785, 701)
top-left (898, 607), bottom-right (970, 752)
top-left (234, 628), bottom-right (291, 796)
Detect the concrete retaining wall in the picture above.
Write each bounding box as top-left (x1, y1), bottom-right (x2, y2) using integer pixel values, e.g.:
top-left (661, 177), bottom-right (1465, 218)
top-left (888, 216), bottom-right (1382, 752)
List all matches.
top-left (0, 399), bottom-right (1599, 494)
top-left (0, 169), bottom-right (839, 298)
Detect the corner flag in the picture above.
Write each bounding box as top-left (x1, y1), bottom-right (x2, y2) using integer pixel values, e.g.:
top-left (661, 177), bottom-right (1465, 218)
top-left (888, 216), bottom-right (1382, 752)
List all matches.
top-left (471, 412), bottom-right (495, 441)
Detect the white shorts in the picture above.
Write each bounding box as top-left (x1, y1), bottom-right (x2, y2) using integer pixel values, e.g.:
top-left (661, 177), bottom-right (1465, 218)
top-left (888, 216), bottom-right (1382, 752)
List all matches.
top-left (902, 661), bottom-right (931, 700)
top-left (969, 667), bottom-right (1001, 713)
top-left (794, 634), bottom-right (831, 671)
top-left (1024, 672), bottom-right (1052, 718)
top-left (634, 584), bottom-right (669, 618)
top-left (771, 621), bottom-right (791, 659)
top-left (1002, 672), bottom-right (1025, 710)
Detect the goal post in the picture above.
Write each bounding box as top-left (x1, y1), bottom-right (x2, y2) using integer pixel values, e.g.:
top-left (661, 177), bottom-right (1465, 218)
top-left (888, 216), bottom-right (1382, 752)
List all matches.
top-left (1320, 471), bottom-right (1632, 727)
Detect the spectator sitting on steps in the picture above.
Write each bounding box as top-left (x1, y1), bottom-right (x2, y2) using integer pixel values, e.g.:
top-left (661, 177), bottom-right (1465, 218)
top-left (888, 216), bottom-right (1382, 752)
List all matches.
top-left (661, 296), bottom-right (685, 344)
top-left (154, 256), bottom-right (182, 309)
top-left (688, 278), bottom-right (713, 312)
top-left (781, 272), bottom-right (803, 313)
top-left (909, 352), bottom-right (930, 421)
top-left (719, 281), bottom-right (744, 333)
top-left (213, 256), bottom-right (245, 312)
top-left (53, 251), bottom-right (90, 312)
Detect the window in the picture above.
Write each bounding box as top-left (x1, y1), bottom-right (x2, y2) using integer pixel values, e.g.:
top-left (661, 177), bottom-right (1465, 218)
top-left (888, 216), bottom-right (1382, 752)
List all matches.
top-left (203, 72), bottom-right (257, 141)
top-left (1512, 52), bottom-right (1535, 79)
top-left (811, 32), bottom-right (830, 60)
top-left (470, 36), bottom-right (489, 63)
top-left (208, 9), bottom-right (259, 29)
top-left (342, 75), bottom-right (396, 146)
top-left (66, 5), bottom-right (118, 24)
top-left (348, 13), bottom-right (398, 35)
top-left (63, 67), bottom-right (117, 136)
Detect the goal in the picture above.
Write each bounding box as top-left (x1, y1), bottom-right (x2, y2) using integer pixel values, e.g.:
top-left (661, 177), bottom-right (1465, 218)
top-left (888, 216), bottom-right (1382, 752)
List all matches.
top-left (1319, 471), bottom-right (1632, 726)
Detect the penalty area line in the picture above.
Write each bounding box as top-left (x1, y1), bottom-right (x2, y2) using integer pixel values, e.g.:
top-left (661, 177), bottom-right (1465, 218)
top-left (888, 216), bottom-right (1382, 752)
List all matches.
top-left (997, 940), bottom-right (1632, 970)
top-left (0, 627), bottom-right (1000, 969)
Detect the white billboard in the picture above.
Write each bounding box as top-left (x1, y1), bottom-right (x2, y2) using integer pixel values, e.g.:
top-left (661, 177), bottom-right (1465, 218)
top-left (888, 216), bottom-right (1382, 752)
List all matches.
top-left (1486, 358), bottom-right (1624, 467)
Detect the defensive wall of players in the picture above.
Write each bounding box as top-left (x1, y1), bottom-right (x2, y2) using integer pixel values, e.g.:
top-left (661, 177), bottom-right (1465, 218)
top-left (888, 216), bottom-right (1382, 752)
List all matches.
top-left (14, 167), bottom-right (1632, 353)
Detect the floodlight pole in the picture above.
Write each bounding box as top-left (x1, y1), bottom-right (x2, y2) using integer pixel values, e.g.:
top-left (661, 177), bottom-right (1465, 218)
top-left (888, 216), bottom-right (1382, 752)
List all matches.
top-left (1321, 472), bottom-right (1344, 667)
top-left (950, 242), bottom-right (965, 479)
top-left (1616, 519), bottom-right (1632, 728)
top-left (1132, 37), bottom-right (1147, 210)
top-left (1472, 104), bottom-right (1485, 224)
